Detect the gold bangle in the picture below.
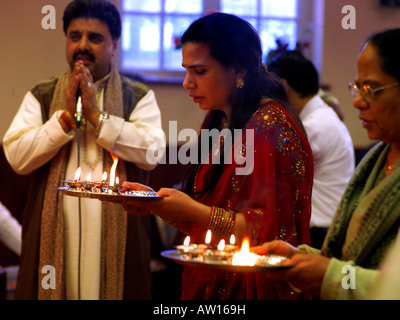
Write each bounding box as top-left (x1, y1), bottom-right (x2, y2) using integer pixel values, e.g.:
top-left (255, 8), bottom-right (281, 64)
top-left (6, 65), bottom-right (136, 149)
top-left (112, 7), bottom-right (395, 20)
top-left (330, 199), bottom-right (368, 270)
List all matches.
top-left (207, 206), bottom-right (218, 231)
top-left (220, 209), bottom-right (236, 238)
top-left (207, 206), bottom-right (236, 238)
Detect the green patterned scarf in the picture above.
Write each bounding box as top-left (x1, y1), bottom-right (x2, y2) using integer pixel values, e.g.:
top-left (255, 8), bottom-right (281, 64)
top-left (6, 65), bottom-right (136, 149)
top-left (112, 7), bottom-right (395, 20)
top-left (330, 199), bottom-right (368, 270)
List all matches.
top-left (321, 142), bottom-right (400, 268)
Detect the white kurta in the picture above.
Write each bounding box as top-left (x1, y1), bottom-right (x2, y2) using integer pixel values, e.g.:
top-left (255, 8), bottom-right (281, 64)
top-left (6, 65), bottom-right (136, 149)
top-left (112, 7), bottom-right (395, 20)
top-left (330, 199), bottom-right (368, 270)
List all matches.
top-left (3, 75), bottom-right (166, 299)
top-left (299, 96), bottom-right (355, 228)
top-left (0, 201), bottom-right (22, 256)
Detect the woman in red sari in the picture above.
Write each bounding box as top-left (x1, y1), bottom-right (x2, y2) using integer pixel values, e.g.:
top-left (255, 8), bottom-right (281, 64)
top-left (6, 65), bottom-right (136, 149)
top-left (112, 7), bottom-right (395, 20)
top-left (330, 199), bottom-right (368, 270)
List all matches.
top-left (121, 13), bottom-right (313, 300)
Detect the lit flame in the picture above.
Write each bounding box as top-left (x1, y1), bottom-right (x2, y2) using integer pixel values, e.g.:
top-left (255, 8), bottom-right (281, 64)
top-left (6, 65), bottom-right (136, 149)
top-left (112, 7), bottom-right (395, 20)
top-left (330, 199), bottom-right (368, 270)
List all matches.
top-left (116, 177), bottom-right (119, 185)
top-left (86, 173), bottom-right (92, 181)
top-left (183, 236), bottom-right (190, 246)
top-left (109, 152), bottom-right (119, 187)
top-left (230, 234), bottom-right (235, 245)
top-left (231, 238), bottom-right (258, 266)
top-left (217, 239), bottom-right (225, 251)
top-left (74, 167), bottom-right (81, 181)
top-left (102, 171), bottom-right (107, 182)
top-left (205, 230), bottom-right (212, 245)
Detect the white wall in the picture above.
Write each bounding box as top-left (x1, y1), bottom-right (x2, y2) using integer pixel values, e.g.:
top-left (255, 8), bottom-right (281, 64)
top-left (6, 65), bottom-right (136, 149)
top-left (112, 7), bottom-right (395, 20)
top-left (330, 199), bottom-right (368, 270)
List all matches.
top-left (1, 0), bottom-right (400, 148)
top-left (0, 0), bottom-right (206, 145)
top-left (0, 0), bottom-right (69, 139)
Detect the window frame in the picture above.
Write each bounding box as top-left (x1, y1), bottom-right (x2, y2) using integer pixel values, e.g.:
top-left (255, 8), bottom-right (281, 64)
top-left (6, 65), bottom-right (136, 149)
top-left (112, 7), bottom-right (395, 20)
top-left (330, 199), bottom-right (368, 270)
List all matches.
top-left (117, 0), bottom-right (316, 83)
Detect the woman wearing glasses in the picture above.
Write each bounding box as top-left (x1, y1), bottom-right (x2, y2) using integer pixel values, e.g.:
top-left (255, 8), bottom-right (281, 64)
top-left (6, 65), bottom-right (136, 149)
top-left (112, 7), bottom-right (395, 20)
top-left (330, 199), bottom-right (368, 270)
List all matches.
top-left (254, 28), bottom-right (400, 300)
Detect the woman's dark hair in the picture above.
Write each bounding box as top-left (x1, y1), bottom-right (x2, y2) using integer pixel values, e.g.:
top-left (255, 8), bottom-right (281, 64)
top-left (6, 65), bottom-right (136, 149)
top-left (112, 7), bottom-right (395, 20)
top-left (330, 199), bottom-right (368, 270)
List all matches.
top-left (63, 0), bottom-right (121, 40)
top-left (366, 28), bottom-right (400, 82)
top-left (180, 12), bottom-right (303, 197)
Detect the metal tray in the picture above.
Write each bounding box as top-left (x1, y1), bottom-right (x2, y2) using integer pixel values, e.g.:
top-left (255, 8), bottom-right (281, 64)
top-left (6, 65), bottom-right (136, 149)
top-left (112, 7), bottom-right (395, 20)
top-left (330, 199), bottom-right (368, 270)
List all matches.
top-left (58, 186), bottom-right (161, 201)
top-left (161, 249), bottom-right (290, 273)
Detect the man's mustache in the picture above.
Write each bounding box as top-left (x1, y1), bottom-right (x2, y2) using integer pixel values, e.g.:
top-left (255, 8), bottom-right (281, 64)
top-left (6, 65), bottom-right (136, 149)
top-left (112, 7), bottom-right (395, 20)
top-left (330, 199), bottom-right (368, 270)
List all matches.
top-left (73, 50), bottom-right (95, 62)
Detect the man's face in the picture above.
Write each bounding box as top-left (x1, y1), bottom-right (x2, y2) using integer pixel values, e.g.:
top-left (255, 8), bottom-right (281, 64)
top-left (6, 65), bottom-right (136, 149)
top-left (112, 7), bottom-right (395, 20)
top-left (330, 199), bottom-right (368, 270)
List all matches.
top-left (65, 18), bottom-right (117, 82)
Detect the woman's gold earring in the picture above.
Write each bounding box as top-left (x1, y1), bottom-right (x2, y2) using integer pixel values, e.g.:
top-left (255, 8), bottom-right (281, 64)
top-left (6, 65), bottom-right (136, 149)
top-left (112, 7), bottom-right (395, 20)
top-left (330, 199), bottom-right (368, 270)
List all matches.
top-left (236, 78), bottom-right (244, 89)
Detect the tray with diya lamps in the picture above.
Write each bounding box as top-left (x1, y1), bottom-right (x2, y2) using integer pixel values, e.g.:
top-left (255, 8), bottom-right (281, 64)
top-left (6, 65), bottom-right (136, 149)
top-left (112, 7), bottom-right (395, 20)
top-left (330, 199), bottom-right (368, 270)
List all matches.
top-left (58, 168), bottom-right (161, 201)
top-left (161, 233), bottom-right (291, 273)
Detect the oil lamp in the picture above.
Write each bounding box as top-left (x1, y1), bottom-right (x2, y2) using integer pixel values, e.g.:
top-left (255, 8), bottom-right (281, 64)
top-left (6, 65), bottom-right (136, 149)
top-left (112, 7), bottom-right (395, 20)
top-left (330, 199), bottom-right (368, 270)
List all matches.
top-left (93, 171), bottom-right (109, 193)
top-left (197, 230), bottom-right (212, 251)
top-left (177, 236), bottom-right (198, 256)
top-left (66, 167), bottom-right (83, 190)
top-left (203, 239), bottom-right (232, 262)
top-left (108, 153), bottom-right (123, 193)
top-left (82, 173), bottom-right (96, 191)
top-left (223, 234), bottom-right (238, 254)
top-left (109, 176), bottom-right (123, 193)
top-left (231, 238), bottom-right (258, 266)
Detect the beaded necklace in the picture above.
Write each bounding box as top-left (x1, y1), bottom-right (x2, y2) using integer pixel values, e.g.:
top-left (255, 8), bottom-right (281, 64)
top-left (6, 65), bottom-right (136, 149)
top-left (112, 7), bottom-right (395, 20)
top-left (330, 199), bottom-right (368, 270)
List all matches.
top-left (193, 119), bottom-right (229, 195)
top-left (81, 85), bottom-right (105, 171)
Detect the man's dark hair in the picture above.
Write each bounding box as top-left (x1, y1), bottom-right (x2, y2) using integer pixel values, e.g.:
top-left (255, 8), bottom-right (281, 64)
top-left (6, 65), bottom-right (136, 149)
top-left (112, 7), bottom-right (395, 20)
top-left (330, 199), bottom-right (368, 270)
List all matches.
top-left (268, 50), bottom-right (320, 98)
top-left (63, 0), bottom-right (121, 40)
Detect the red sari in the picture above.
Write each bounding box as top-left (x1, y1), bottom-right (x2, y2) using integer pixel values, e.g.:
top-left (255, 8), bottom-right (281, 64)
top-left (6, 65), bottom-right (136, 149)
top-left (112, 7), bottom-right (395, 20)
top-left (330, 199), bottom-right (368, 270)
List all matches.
top-left (181, 101), bottom-right (313, 300)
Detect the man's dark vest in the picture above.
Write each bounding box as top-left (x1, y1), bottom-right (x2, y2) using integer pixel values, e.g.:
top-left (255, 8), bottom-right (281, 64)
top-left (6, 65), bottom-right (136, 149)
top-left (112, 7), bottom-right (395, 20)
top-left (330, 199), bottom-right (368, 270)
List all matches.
top-left (15, 75), bottom-right (152, 300)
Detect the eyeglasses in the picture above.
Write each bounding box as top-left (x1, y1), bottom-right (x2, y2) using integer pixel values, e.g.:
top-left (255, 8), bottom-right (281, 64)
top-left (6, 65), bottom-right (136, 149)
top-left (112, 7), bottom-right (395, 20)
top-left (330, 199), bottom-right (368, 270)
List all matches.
top-left (348, 82), bottom-right (400, 100)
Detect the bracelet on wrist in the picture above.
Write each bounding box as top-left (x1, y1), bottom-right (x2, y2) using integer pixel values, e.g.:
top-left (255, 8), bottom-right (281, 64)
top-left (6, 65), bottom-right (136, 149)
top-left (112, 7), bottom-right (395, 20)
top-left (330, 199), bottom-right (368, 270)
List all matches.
top-left (207, 206), bottom-right (236, 239)
top-left (95, 111), bottom-right (109, 136)
top-left (60, 110), bottom-right (76, 130)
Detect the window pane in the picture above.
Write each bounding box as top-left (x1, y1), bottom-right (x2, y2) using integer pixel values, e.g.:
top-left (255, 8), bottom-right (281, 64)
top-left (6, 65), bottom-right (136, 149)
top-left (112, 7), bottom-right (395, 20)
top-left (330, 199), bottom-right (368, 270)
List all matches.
top-left (122, 14), bottom-right (161, 70)
top-left (120, 0), bottom-right (300, 80)
top-left (123, 0), bottom-right (161, 12)
top-left (163, 16), bottom-right (198, 71)
top-left (221, 0), bottom-right (257, 16)
top-left (165, 0), bottom-right (202, 13)
top-left (261, 0), bottom-right (297, 18)
top-left (259, 19), bottom-right (297, 63)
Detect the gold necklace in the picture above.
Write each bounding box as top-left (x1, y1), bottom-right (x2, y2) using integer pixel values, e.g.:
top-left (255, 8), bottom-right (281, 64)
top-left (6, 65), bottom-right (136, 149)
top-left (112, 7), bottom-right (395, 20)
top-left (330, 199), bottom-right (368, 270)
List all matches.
top-left (80, 86), bottom-right (104, 172)
top-left (194, 119), bottom-right (229, 194)
top-left (384, 155), bottom-right (395, 176)
top-left (81, 126), bottom-right (103, 171)
top-left (384, 164), bottom-right (394, 176)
